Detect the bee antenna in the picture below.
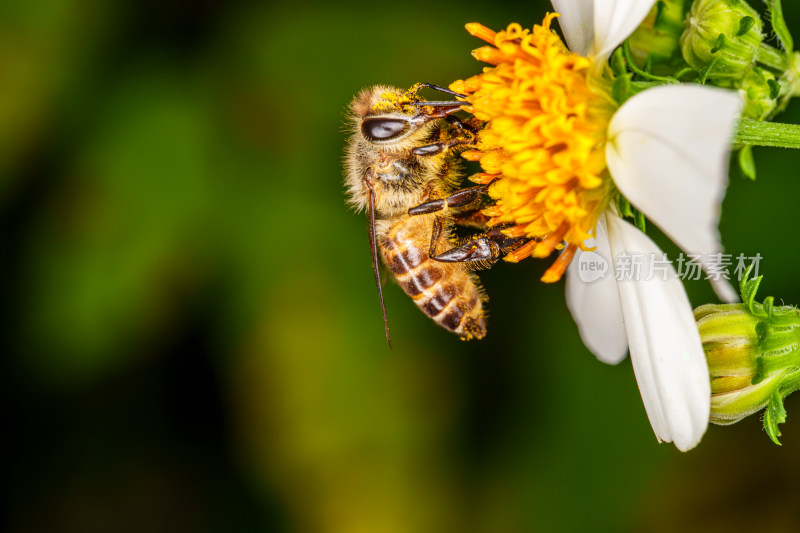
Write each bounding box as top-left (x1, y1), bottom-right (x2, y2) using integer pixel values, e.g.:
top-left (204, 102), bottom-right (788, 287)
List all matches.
top-left (414, 83), bottom-right (467, 99)
top-left (407, 100), bottom-right (471, 107)
top-left (365, 177), bottom-right (392, 348)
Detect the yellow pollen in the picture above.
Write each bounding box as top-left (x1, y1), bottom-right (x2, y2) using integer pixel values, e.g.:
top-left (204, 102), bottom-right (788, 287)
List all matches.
top-left (451, 14), bottom-right (615, 282)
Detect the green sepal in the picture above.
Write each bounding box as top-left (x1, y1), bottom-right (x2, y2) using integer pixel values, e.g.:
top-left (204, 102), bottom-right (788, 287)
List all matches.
top-left (763, 388), bottom-right (787, 445)
top-left (616, 196), bottom-right (647, 233)
top-left (752, 357), bottom-right (767, 385)
top-left (621, 40), bottom-right (680, 84)
top-left (740, 263), bottom-right (763, 314)
top-left (612, 75), bottom-right (634, 105)
top-left (766, 0), bottom-right (793, 53)
top-left (698, 57), bottom-right (722, 83)
top-left (634, 209), bottom-right (647, 233)
top-left (738, 145), bottom-right (757, 180)
top-left (763, 296), bottom-right (775, 320)
top-left (653, 1), bottom-right (668, 30)
top-left (610, 47), bottom-right (627, 77)
top-left (755, 320), bottom-right (769, 346)
top-left (618, 196), bottom-right (633, 218)
top-left (737, 16), bottom-right (755, 38)
top-left (710, 34), bottom-right (725, 54)
top-left (768, 79), bottom-right (780, 100)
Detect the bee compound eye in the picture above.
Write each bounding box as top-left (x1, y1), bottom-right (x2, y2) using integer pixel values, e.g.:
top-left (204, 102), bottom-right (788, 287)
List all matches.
top-left (361, 118), bottom-right (410, 141)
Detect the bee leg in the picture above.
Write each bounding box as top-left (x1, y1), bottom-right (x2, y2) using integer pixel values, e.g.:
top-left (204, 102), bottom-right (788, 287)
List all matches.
top-left (432, 229), bottom-right (533, 264)
top-left (408, 183), bottom-right (493, 216)
top-left (445, 114), bottom-right (479, 134)
top-left (407, 105), bottom-right (465, 127)
top-left (429, 215), bottom-right (446, 256)
top-left (485, 227), bottom-right (535, 257)
top-left (411, 125), bottom-right (476, 156)
top-left (432, 237), bottom-right (501, 263)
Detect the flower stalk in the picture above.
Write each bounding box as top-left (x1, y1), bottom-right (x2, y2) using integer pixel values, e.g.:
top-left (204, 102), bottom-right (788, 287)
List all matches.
top-left (734, 119), bottom-right (800, 149)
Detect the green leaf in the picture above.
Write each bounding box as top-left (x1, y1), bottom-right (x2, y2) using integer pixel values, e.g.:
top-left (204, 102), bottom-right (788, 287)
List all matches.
top-left (763, 389), bottom-right (787, 445)
top-left (738, 145), bottom-right (757, 181)
top-left (766, 0), bottom-right (794, 53)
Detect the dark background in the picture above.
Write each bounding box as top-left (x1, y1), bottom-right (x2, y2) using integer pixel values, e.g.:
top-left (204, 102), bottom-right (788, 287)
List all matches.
top-left (3, 0), bottom-right (800, 531)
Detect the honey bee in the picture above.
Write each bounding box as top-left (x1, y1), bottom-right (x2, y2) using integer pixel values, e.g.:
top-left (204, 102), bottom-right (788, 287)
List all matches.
top-left (344, 83), bottom-right (528, 345)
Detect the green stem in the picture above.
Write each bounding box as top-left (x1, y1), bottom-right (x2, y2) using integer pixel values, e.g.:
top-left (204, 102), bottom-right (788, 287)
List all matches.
top-left (756, 42), bottom-right (789, 71)
top-left (734, 119), bottom-right (800, 148)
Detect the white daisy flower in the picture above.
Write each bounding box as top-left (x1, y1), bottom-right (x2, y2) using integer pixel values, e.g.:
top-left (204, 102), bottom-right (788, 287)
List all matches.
top-left (451, 0), bottom-right (742, 450)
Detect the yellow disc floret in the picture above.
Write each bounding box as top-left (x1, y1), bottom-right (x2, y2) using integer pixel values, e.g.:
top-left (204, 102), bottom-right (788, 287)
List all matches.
top-left (451, 14), bottom-right (615, 282)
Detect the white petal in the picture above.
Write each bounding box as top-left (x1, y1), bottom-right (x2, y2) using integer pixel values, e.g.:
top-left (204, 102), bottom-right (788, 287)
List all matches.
top-left (606, 85), bottom-right (742, 302)
top-left (565, 214), bottom-right (628, 364)
top-left (551, 0), bottom-right (595, 56)
top-left (592, 0), bottom-right (657, 62)
top-left (605, 211), bottom-right (710, 451)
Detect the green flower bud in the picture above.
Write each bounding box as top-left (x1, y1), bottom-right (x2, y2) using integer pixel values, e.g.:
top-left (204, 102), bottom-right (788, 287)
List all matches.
top-left (681, 0), bottom-right (763, 83)
top-left (737, 66), bottom-right (779, 120)
top-left (694, 269), bottom-right (800, 444)
top-left (628, 0), bottom-right (687, 70)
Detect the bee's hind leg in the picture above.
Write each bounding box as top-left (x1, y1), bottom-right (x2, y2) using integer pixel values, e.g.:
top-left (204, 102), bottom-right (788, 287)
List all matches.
top-left (431, 229), bottom-right (532, 264)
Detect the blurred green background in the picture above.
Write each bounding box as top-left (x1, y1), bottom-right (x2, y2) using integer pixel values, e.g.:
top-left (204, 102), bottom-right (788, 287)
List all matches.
top-left (4, 0), bottom-right (800, 531)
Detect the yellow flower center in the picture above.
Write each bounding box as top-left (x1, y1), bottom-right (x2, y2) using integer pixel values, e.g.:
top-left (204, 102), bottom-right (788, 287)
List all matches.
top-left (451, 14), bottom-right (616, 282)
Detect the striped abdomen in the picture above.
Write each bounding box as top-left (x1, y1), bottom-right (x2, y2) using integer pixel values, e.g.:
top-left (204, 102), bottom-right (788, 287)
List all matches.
top-left (381, 216), bottom-right (486, 340)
